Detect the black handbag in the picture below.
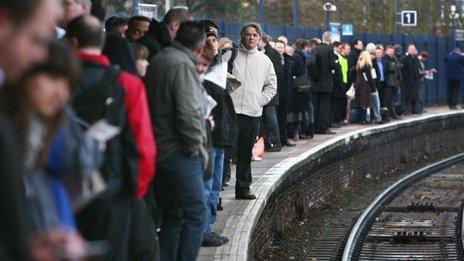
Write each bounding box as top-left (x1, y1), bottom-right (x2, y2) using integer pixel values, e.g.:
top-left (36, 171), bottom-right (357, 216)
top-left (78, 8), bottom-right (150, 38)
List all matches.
top-left (293, 75), bottom-right (312, 93)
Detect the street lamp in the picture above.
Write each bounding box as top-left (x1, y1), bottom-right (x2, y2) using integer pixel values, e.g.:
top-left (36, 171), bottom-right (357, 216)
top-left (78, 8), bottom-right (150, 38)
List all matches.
top-left (323, 2), bottom-right (337, 31)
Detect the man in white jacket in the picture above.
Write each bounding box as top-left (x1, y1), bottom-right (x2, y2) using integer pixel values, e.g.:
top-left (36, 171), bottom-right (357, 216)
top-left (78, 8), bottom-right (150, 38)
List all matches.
top-left (223, 22), bottom-right (277, 199)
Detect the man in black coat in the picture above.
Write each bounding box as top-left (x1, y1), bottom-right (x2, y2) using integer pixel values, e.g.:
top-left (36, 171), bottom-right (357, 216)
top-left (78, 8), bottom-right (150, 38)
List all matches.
top-left (349, 39), bottom-right (363, 70)
top-left (330, 42), bottom-right (344, 126)
top-left (401, 44), bottom-right (422, 114)
top-left (261, 34), bottom-right (283, 151)
top-left (311, 32), bottom-right (336, 134)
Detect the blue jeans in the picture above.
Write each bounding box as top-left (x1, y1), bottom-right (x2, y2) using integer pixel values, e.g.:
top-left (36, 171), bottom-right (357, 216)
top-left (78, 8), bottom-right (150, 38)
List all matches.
top-left (370, 91), bottom-right (382, 123)
top-left (203, 148), bottom-right (224, 233)
top-left (155, 150), bottom-right (207, 261)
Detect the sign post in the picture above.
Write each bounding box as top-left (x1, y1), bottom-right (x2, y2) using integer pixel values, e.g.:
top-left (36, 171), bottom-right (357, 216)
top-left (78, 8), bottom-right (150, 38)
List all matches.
top-left (455, 29), bottom-right (464, 42)
top-left (138, 4), bottom-right (158, 19)
top-left (342, 24), bottom-right (353, 36)
top-left (401, 10), bottom-right (417, 26)
top-left (329, 22), bottom-right (341, 42)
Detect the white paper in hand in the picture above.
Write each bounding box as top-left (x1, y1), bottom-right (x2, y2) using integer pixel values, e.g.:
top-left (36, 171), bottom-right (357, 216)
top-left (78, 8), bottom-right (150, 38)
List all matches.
top-left (203, 62), bottom-right (228, 89)
top-left (425, 71), bottom-right (434, 80)
top-left (205, 95), bottom-right (217, 119)
top-left (86, 120), bottom-right (121, 143)
top-left (371, 68), bottom-right (377, 79)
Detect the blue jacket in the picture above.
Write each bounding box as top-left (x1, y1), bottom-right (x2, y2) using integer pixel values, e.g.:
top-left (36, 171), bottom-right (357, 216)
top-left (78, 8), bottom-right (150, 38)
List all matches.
top-left (444, 52), bottom-right (464, 80)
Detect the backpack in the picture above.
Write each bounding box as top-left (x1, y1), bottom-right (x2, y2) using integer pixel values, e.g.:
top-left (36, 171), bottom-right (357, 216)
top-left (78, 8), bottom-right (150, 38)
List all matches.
top-left (72, 63), bottom-right (125, 126)
top-left (71, 62), bottom-right (137, 195)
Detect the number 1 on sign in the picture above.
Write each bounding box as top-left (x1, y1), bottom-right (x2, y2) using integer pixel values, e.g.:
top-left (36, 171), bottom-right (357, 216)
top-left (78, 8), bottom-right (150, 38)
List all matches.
top-left (405, 13), bottom-right (411, 24)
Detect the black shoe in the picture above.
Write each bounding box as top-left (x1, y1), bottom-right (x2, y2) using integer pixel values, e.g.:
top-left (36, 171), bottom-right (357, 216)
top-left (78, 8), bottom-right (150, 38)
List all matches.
top-left (202, 232), bottom-right (225, 247)
top-left (265, 144), bottom-right (281, 152)
top-left (317, 130), bottom-right (337, 135)
top-left (330, 123), bottom-right (342, 128)
top-left (211, 232), bottom-right (229, 244)
top-left (235, 192), bottom-right (256, 200)
top-left (282, 140), bottom-right (296, 147)
top-left (217, 197), bottom-right (223, 211)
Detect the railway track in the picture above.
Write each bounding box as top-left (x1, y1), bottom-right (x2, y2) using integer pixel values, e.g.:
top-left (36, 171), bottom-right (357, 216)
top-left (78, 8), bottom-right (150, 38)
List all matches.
top-left (341, 153), bottom-right (464, 261)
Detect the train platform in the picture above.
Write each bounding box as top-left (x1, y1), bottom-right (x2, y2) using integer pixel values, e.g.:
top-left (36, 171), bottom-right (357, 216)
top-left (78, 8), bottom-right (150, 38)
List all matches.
top-left (198, 106), bottom-right (461, 261)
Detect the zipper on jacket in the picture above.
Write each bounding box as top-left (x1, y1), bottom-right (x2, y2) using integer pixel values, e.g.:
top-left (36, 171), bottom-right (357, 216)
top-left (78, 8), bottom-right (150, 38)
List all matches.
top-left (241, 52), bottom-right (249, 113)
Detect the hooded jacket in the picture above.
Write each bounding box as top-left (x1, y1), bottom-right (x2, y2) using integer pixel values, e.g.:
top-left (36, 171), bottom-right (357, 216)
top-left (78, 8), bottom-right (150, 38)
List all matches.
top-left (222, 43), bottom-right (277, 117)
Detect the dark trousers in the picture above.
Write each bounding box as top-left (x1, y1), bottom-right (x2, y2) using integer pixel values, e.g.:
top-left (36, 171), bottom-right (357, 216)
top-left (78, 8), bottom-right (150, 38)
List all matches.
top-left (403, 100), bottom-right (418, 114)
top-left (302, 100), bottom-right (314, 136)
top-left (262, 105), bottom-right (281, 148)
top-left (129, 198), bottom-right (160, 261)
top-left (154, 150), bottom-right (207, 261)
top-left (314, 92), bottom-right (331, 132)
top-left (330, 97), bottom-right (345, 124)
top-left (388, 86), bottom-right (398, 116)
top-left (447, 79), bottom-right (461, 108)
top-left (222, 148), bottom-right (231, 185)
top-left (378, 83), bottom-right (392, 120)
top-left (235, 114), bottom-right (260, 195)
top-left (277, 100), bottom-right (288, 143)
top-left (76, 190), bottom-right (132, 261)
top-left (378, 82), bottom-right (388, 108)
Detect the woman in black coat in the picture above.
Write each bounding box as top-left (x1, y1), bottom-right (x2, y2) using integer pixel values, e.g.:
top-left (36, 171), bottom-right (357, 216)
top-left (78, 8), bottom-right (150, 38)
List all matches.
top-left (287, 41), bottom-right (310, 140)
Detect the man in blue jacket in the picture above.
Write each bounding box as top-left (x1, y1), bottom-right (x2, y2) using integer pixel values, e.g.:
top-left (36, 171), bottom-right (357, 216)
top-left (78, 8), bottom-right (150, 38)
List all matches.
top-left (444, 47), bottom-right (464, 109)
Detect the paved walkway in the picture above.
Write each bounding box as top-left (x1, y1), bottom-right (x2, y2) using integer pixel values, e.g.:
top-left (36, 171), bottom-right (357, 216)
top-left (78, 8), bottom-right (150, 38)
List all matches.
top-left (198, 106), bottom-right (453, 261)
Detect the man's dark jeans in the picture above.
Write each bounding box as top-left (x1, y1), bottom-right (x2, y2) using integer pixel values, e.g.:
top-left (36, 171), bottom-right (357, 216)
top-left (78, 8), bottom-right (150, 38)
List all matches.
top-left (314, 92), bottom-right (331, 132)
top-left (262, 105), bottom-right (281, 148)
top-left (235, 114), bottom-right (260, 195)
top-left (448, 79), bottom-right (462, 108)
top-left (154, 150), bottom-right (207, 261)
top-left (277, 100), bottom-right (288, 143)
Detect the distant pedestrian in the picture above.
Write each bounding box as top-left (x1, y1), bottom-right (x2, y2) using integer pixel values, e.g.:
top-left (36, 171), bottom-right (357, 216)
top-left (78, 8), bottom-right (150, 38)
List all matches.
top-left (444, 47), bottom-right (464, 109)
top-left (401, 44), bottom-right (422, 114)
top-left (373, 47), bottom-right (388, 122)
top-left (126, 15), bottom-right (151, 43)
top-left (351, 51), bottom-right (376, 123)
top-left (349, 39), bottom-right (363, 70)
top-left (287, 39), bottom-right (309, 141)
top-left (311, 32), bottom-right (336, 134)
top-left (384, 45), bottom-right (402, 119)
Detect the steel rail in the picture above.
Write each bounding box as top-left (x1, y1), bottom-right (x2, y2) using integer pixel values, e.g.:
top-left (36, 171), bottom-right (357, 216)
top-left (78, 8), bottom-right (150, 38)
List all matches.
top-left (341, 152), bottom-right (464, 261)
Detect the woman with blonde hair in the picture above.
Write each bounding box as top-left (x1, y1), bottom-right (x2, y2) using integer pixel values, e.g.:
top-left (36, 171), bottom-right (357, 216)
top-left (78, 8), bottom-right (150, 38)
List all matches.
top-left (352, 50), bottom-right (382, 123)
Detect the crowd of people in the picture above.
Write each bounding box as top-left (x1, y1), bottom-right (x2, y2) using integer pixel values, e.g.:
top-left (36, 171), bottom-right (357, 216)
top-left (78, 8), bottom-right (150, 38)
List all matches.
top-left (1, 0), bottom-right (463, 261)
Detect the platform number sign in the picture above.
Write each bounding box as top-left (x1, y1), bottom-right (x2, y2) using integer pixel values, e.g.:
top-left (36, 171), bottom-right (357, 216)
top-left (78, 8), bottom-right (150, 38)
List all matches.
top-left (401, 10), bottom-right (417, 26)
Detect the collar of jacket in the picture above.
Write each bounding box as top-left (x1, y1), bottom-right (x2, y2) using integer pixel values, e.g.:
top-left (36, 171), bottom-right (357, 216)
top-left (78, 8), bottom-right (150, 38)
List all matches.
top-left (78, 52), bottom-right (111, 66)
top-left (238, 42), bottom-right (259, 55)
top-left (171, 41), bottom-right (199, 64)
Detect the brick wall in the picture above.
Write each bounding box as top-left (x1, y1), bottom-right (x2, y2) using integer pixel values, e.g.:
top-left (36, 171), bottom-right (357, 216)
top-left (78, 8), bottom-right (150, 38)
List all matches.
top-left (250, 114), bottom-right (464, 259)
